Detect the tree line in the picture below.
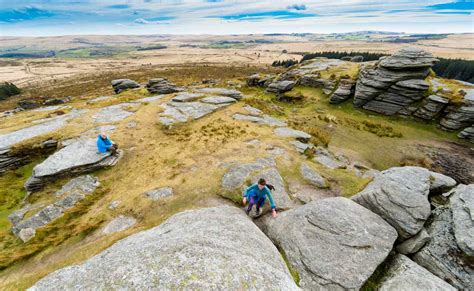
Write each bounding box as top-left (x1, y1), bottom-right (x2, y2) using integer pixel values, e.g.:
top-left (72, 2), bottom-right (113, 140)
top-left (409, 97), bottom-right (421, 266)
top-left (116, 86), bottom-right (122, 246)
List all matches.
top-left (273, 51), bottom-right (474, 83)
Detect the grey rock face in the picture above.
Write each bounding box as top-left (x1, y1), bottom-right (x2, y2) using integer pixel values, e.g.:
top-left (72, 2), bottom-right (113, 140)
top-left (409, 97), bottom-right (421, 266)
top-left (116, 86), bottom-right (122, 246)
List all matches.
top-left (289, 140), bottom-right (313, 153)
top-left (246, 73), bottom-right (275, 87)
top-left (458, 125), bottom-right (474, 143)
top-left (412, 206), bottom-right (473, 290)
top-left (233, 113), bottom-right (287, 127)
top-left (300, 163), bottom-right (327, 188)
top-left (200, 96), bottom-right (237, 104)
top-left (379, 48), bottom-right (439, 69)
top-left (329, 78), bottom-right (355, 104)
top-left (313, 155), bottom-right (347, 170)
top-left (299, 74), bottom-right (325, 88)
top-left (221, 157), bottom-right (276, 190)
top-left (195, 87), bottom-right (243, 100)
top-left (266, 80), bottom-right (296, 93)
top-left (439, 104), bottom-right (474, 131)
top-left (274, 127), bottom-right (311, 142)
top-left (414, 95), bottom-right (450, 120)
top-left (379, 254), bottom-right (456, 291)
top-left (93, 103), bottom-right (136, 123)
top-left (158, 100), bottom-right (231, 126)
top-left (144, 187), bottom-right (173, 200)
top-left (102, 215), bottom-right (137, 234)
top-left (263, 197), bottom-right (397, 290)
top-left (25, 139), bottom-right (120, 192)
top-left (396, 228), bottom-right (431, 255)
top-left (30, 207), bottom-right (299, 290)
top-left (448, 184), bottom-right (474, 256)
top-left (133, 95), bottom-right (164, 103)
top-left (242, 105), bottom-right (263, 116)
top-left (352, 167), bottom-right (453, 239)
top-left (13, 175), bottom-right (99, 242)
top-left (251, 167), bottom-right (293, 210)
top-left (171, 92), bottom-right (203, 102)
top-left (111, 79), bottom-right (140, 94)
top-left (146, 78), bottom-right (181, 94)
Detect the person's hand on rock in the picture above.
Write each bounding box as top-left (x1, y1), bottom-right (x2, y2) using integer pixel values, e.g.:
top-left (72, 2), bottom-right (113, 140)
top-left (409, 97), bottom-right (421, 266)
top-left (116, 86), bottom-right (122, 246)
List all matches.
top-left (272, 209), bottom-right (277, 218)
top-left (242, 197), bottom-right (247, 205)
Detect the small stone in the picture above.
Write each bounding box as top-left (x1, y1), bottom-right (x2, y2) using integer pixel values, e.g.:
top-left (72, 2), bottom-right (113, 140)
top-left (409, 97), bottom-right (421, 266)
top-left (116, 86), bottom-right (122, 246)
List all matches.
top-left (396, 228), bottom-right (431, 254)
top-left (144, 187), bottom-right (173, 200)
top-left (102, 215), bottom-right (137, 234)
top-left (18, 228), bottom-right (36, 243)
top-left (108, 200), bottom-right (121, 210)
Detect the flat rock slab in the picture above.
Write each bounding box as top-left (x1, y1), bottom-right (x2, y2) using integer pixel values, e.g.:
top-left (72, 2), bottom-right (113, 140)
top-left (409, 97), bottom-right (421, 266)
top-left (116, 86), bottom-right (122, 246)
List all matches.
top-left (87, 96), bottom-right (112, 104)
top-left (13, 175), bottom-right (99, 242)
top-left (448, 184), bottom-right (474, 256)
top-left (233, 113), bottom-right (287, 127)
top-left (300, 163), bottom-right (327, 188)
top-left (242, 105), bottom-right (263, 116)
top-left (93, 103), bottom-right (136, 123)
top-left (102, 215), bottom-right (137, 234)
top-left (313, 155), bottom-right (347, 169)
top-left (30, 206), bottom-right (298, 290)
top-left (133, 95), bottom-right (164, 103)
top-left (171, 92), bottom-right (203, 102)
top-left (274, 127), bottom-right (311, 142)
top-left (0, 109), bottom-right (84, 149)
top-left (251, 167), bottom-right (293, 210)
top-left (159, 101), bottom-right (230, 126)
top-left (379, 254), bottom-right (456, 291)
top-left (195, 87), bottom-right (243, 99)
top-left (413, 206), bottom-right (473, 290)
top-left (352, 166), bottom-right (455, 239)
top-left (263, 197), bottom-right (397, 290)
top-left (200, 96), bottom-right (237, 105)
top-left (221, 157), bottom-right (276, 190)
top-left (144, 187), bottom-right (173, 200)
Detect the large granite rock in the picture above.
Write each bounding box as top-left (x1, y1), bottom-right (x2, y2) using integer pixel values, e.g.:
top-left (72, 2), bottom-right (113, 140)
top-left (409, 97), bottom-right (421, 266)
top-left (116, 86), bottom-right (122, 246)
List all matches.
top-left (111, 79), bottom-right (140, 94)
top-left (263, 197), bottom-right (397, 290)
top-left (353, 48), bottom-right (438, 115)
top-left (246, 73), bottom-right (275, 87)
top-left (12, 175), bottom-right (99, 242)
top-left (30, 207), bottom-right (299, 290)
top-left (329, 78), bottom-right (355, 104)
top-left (221, 157), bottom-right (275, 190)
top-left (93, 103), bottom-right (136, 123)
top-left (447, 184), bottom-right (474, 256)
top-left (24, 139), bottom-right (121, 192)
top-left (146, 78), bottom-right (181, 94)
top-left (412, 205), bottom-right (473, 290)
top-left (439, 104), bottom-right (474, 131)
top-left (378, 254), bottom-right (456, 291)
top-left (266, 80), bottom-right (296, 94)
top-left (200, 96), bottom-right (237, 105)
top-left (352, 166), bottom-right (455, 239)
top-left (300, 163), bottom-right (327, 188)
top-left (158, 101), bottom-right (229, 126)
top-left (458, 125), bottom-right (474, 143)
top-left (251, 167), bottom-right (293, 210)
top-left (195, 87), bottom-right (243, 100)
top-left (171, 92), bottom-right (203, 102)
top-left (414, 95), bottom-right (450, 120)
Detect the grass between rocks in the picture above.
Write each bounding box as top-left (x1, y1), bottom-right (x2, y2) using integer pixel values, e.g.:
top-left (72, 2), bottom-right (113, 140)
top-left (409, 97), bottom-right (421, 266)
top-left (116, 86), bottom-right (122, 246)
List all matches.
top-left (277, 246), bottom-right (301, 286)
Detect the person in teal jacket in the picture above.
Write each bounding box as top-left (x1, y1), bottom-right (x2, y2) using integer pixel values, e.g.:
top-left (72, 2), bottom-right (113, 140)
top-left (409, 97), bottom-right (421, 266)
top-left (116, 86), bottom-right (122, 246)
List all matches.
top-left (243, 178), bottom-right (277, 218)
top-left (97, 132), bottom-right (118, 155)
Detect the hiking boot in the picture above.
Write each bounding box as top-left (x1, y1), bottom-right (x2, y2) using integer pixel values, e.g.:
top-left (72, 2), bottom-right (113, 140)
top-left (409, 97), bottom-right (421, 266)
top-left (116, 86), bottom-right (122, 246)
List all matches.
top-left (255, 208), bottom-right (262, 216)
top-left (245, 207), bottom-right (251, 216)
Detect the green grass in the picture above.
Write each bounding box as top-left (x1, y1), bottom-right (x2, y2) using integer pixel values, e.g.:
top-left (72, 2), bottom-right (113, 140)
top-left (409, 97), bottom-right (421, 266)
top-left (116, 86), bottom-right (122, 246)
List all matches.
top-left (278, 247), bottom-right (301, 286)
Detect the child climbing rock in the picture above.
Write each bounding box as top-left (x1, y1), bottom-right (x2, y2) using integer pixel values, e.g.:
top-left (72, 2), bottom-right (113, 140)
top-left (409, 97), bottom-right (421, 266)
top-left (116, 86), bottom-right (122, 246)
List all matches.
top-left (243, 178), bottom-right (277, 218)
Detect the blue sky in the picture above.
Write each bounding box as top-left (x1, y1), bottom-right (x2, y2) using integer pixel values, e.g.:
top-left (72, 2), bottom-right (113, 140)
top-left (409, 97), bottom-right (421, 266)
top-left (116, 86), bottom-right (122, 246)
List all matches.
top-left (0, 1), bottom-right (473, 36)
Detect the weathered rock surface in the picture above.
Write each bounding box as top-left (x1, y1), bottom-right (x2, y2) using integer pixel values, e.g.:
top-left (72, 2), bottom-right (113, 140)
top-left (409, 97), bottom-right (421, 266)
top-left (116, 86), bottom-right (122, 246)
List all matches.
top-left (414, 95), bottom-right (450, 120)
top-left (300, 163), bottom-right (327, 188)
top-left (352, 166), bottom-right (455, 239)
top-left (274, 127), bottom-right (311, 142)
top-left (396, 228), bottom-right (430, 255)
top-left (146, 78), bottom-right (181, 94)
top-left (458, 125), bottom-right (474, 143)
top-left (379, 254), bottom-right (456, 291)
top-left (329, 78), bottom-right (355, 104)
top-left (251, 168), bottom-right (293, 210)
top-left (102, 215), bottom-right (137, 234)
top-left (263, 197), bottom-right (397, 290)
top-left (221, 157), bottom-right (276, 190)
top-left (93, 103), bottom-right (136, 123)
top-left (144, 187), bottom-right (173, 200)
top-left (30, 207), bottom-right (298, 290)
top-left (289, 140), bottom-right (313, 154)
top-left (233, 113), bottom-right (287, 127)
top-left (158, 99), bottom-right (232, 126)
top-left (171, 92), bottom-right (203, 102)
top-left (246, 73), bottom-right (275, 87)
top-left (24, 139), bottom-right (120, 192)
top-left (13, 175), bottom-right (99, 242)
top-left (195, 87), bottom-right (243, 100)
top-left (447, 184), bottom-right (474, 256)
top-left (242, 105), bottom-right (262, 116)
top-left (200, 96), bottom-right (237, 105)
top-left (266, 80), bottom-right (296, 94)
top-left (439, 104), bottom-right (474, 131)
top-left (412, 205), bottom-right (473, 290)
top-left (111, 79), bottom-right (140, 94)
top-left (87, 96), bottom-right (112, 104)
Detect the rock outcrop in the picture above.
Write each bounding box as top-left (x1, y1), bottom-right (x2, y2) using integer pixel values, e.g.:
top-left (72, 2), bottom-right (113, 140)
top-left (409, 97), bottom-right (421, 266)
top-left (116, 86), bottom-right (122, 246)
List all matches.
top-left (300, 163), bottom-right (327, 188)
top-left (458, 125), bottom-right (474, 142)
top-left (378, 254), bottom-right (456, 291)
top-left (329, 78), bottom-right (355, 104)
top-left (439, 103), bottom-right (474, 131)
top-left (352, 166), bottom-right (456, 239)
top-left (251, 167), bottom-right (293, 210)
top-left (246, 73), bottom-right (275, 87)
top-left (221, 157), bottom-right (276, 190)
top-left (273, 127), bottom-right (311, 142)
top-left (24, 139), bottom-right (121, 192)
top-left (158, 101), bottom-right (229, 126)
top-left (353, 48), bottom-right (437, 114)
top-left (30, 207), bottom-right (299, 290)
top-left (111, 79), bottom-right (140, 94)
top-left (195, 87), bottom-right (243, 100)
top-left (12, 175), bottom-right (99, 242)
top-left (414, 95), bottom-right (450, 120)
top-left (146, 78), bottom-right (181, 94)
top-left (263, 197), bottom-right (397, 290)
top-left (266, 80), bottom-right (296, 94)
top-left (447, 184), bottom-right (474, 256)
top-left (93, 103), bottom-right (136, 123)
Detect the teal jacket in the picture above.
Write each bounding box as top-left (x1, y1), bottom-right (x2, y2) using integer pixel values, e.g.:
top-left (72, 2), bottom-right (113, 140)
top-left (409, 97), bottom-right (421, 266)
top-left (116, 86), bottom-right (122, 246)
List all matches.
top-left (244, 183), bottom-right (276, 209)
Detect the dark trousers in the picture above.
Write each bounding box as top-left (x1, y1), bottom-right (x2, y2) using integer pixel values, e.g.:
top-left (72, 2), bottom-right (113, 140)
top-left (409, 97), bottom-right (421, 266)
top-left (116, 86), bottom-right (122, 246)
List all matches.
top-left (247, 196), bottom-right (266, 213)
top-left (108, 144), bottom-right (119, 155)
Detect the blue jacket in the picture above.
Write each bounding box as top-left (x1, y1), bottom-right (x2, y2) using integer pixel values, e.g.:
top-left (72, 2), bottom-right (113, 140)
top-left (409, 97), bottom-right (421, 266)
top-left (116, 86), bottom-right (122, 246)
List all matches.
top-left (244, 183), bottom-right (276, 209)
top-left (97, 135), bottom-right (113, 153)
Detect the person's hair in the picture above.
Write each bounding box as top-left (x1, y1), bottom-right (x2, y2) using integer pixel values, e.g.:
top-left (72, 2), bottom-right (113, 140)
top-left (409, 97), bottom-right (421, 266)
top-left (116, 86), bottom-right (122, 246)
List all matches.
top-left (258, 178), bottom-right (266, 185)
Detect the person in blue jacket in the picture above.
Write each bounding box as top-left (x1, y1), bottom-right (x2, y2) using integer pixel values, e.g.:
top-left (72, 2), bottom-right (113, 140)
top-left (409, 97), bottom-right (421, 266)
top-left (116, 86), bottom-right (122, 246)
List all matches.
top-left (97, 131), bottom-right (118, 155)
top-left (243, 178), bottom-right (277, 218)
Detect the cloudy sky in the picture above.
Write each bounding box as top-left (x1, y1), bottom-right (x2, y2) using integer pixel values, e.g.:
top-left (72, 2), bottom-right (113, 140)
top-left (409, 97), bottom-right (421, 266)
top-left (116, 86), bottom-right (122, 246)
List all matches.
top-left (0, 0), bottom-right (473, 36)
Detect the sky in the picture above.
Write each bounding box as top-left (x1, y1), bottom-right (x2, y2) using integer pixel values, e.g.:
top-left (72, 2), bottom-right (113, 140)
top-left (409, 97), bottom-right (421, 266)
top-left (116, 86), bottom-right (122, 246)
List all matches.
top-left (0, 0), bottom-right (473, 36)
